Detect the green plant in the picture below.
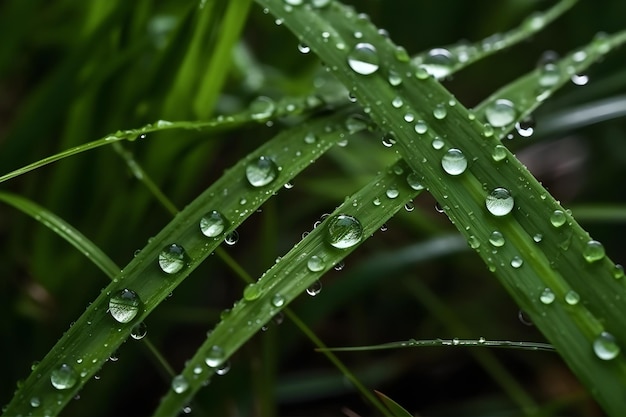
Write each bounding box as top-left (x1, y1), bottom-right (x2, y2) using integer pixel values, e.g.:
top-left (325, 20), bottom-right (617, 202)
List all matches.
top-left (1, 0), bottom-right (626, 415)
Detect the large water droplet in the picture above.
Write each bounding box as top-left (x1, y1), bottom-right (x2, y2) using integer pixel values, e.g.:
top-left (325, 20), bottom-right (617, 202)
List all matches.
top-left (485, 188), bottom-right (514, 216)
top-left (406, 172), bottom-right (425, 190)
top-left (109, 289), bottom-right (141, 323)
top-left (489, 231), bottom-right (505, 247)
top-left (243, 283), bottom-right (261, 301)
top-left (510, 256), bottom-right (523, 269)
top-left (539, 288), bottom-right (555, 304)
top-left (50, 364), bottom-right (78, 390)
top-left (307, 255), bottom-right (325, 272)
top-left (441, 148), bottom-right (467, 176)
top-left (485, 99), bottom-right (516, 128)
top-left (420, 48), bottom-right (456, 79)
top-left (246, 156), bottom-right (279, 187)
top-left (583, 240), bottom-right (605, 263)
top-left (347, 43), bottom-right (379, 75)
top-left (171, 375), bottom-right (189, 394)
top-left (250, 96), bottom-right (276, 120)
top-left (414, 120), bottom-right (428, 134)
top-left (593, 332), bottom-right (620, 360)
top-left (326, 214), bottom-right (363, 249)
top-left (205, 345), bottom-right (226, 367)
top-left (200, 211), bottom-right (227, 237)
top-left (550, 210), bottom-right (566, 227)
top-left (159, 244), bottom-right (186, 274)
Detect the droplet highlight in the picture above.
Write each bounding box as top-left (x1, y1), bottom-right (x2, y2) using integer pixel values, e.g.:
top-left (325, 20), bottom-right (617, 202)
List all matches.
top-left (200, 211), bottom-right (227, 237)
top-left (246, 156), bottom-right (279, 187)
top-left (593, 332), bottom-right (620, 360)
top-left (50, 364), bottom-right (78, 390)
top-left (583, 240), bottom-right (605, 263)
top-left (326, 214), bottom-right (363, 249)
top-left (441, 149), bottom-right (467, 176)
top-left (347, 43), bottom-right (379, 75)
top-left (109, 289), bottom-right (141, 323)
top-left (485, 188), bottom-right (514, 216)
top-left (158, 244), bottom-right (186, 274)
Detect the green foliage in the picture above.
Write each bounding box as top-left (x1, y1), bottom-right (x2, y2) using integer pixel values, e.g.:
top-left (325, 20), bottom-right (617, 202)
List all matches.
top-left (1, 0), bottom-right (625, 416)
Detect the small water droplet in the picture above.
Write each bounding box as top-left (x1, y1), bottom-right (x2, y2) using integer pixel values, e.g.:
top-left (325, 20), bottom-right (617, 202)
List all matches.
top-left (593, 332), bottom-right (620, 360)
top-left (131, 322), bottom-right (147, 340)
top-left (385, 187), bottom-right (399, 199)
top-left (403, 113), bottom-right (415, 123)
top-left (405, 201), bottom-right (415, 212)
top-left (307, 255), bottom-right (325, 272)
top-left (380, 223), bottom-right (388, 232)
top-left (485, 99), bottom-right (516, 128)
top-left (485, 188), bottom-right (514, 216)
top-left (205, 345), bottom-right (226, 368)
top-left (583, 240), bottom-right (605, 263)
top-left (246, 156), bottom-right (279, 187)
top-left (311, 0), bottom-right (331, 7)
top-left (250, 96), bottom-right (276, 120)
top-left (172, 375), bottom-right (189, 394)
top-left (109, 289), bottom-right (141, 323)
top-left (468, 235), bottom-right (480, 249)
top-left (391, 96), bottom-right (403, 109)
top-left (550, 210), bottom-right (566, 227)
top-left (306, 280), bottom-right (322, 296)
top-left (224, 230), bottom-right (239, 246)
top-left (30, 397), bottom-right (40, 408)
top-left (297, 43), bottom-right (310, 54)
top-left (347, 43), bottom-right (379, 75)
top-left (492, 144), bottom-right (507, 162)
top-left (50, 364), bottom-right (78, 390)
top-left (382, 133), bottom-right (396, 147)
top-left (414, 120), bottom-right (428, 134)
top-left (510, 256), bottom-right (523, 269)
top-left (539, 288), bottom-right (555, 304)
top-left (489, 231), bottom-right (505, 247)
top-left (326, 214), bottom-right (363, 249)
top-left (304, 132), bottom-right (317, 144)
top-left (613, 264), bottom-right (624, 279)
top-left (565, 290), bottom-right (580, 305)
top-left (420, 48), bottom-right (456, 79)
top-left (244, 283), bottom-right (262, 301)
top-left (441, 148), bottom-right (467, 176)
top-left (215, 361), bottom-right (231, 376)
top-left (406, 172), bottom-right (425, 190)
top-left (271, 294), bottom-right (285, 308)
top-left (433, 104), bottom-right (447, 120)
top-left (158, 244), bottom-right (186, 274)
top-left (571, 73), bottom-right (589, 86)
top-left (533, 233), bottom-right (543, 243)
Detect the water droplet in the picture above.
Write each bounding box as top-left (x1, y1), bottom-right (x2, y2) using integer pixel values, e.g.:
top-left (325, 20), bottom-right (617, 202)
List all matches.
top-left (382, 133), bottom-right (396, 147)
top-left (50, 364), bottom-right (78, 390)
top-left (420, 48), bottom-right (456, 79)
top-left (205, 345), bottom-right (226, 368)
top-left (482, 123), bottom-right (494, 137)
top-left (593, 332), bottom-right (620, 360)
top-left (271, 294), bottom-right (285, 308)
top-left (406, 173), bottom-right (425, 190)
top-left (485, 99), bottom-right (516, 128)
top-left (613, 264), bottom-right (624, 279)
top-left (326, 214), bottom-right (363, 249)
top-left (306, 280), bottom-right (322, 296)
top-left (158, 243), bottom-right (186, 274)
top-left (304, 132), bottom-right (317, 144)
top-left (246, 156), bottom-right (279, 187)
top-left (565, 290), bottom-right (580, 305)
top-left (550, 210), bottom-right (566, 227)
top-left (405, 201), bottom-right (415, 212)
top-left (515, 117), bottom-right (535, 137)
top-left (250, 96), bottom-right (276, 120)
top-left (403, 113), bottom-right (415, 123)
top-left (200, 211), bottom-right (227, 238)
top-left (414, 120), bottom-right (428, 135)
top-left (441, 148), bottom-right (467, 176)
top-left (539, 288), bottom-right (555, 304)
top-left (347, 43), bottom-right (379, 75)
top-left (307, 255), bottom-right (325, 272)
top-left (391, 97), bottom-right (403, 108)
top-left (297, 43), bottom-right (310, 54)
top-left (492, 144), bottom-right (507, 162)
top-left (311, 0), bottom-right (331, 7)
top-left (538, 62), bottom-right (561, 88)
top-left (468, 235), bottom-right (480, 249)
top-left (172, 375), bottom-right (188, 394)
top-left (489, 231), bottom-right (505, 247)
top-left (372, 197), bottom-right (381, 206)
top-left (518, 310), bottom-right (534, 326)
top-left (583, 240), bottom-right (605, 263)
top-left (244, 283), bottom-right (261, 301)
top-left (387, 70), bottom-right (402, 86)
top-left (30, 397), bottom-right (40, 408)
top-left (224, 230), bottom-right (239, 246)
top-left (485, 188), bottom-right (514, 216)
top-left (131, 322), bottom-right (147, 340)
top-left (571, 73), bottom-right (589, 86)
top-left (109, 289), bottom-right (141, 323)
top-left (433, 104), bottom-right (447, 120)
top-left (345, 115), bottom-right (368, 134)
top-left (215, 361), bottom-right (231, 376)
top-left (385, 188), bottom-right (399, 199)
top-left (434, 202), bottom-right (445, 213)
top-left (533, 233), bottom-right (543, 243)
top-left (511, 256), bottom-right (523, 269)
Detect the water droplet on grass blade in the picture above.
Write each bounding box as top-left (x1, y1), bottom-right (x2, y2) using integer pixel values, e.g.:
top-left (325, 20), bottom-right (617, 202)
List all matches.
top-left (420, 48), bottom-right (456, 79)
top-left (492, 144), bottom-right (507, 162)
top-left (131, 322), bottom-right (147, 340)
top-left (550, 210), bottom-right (566, 227)
top-left (485, 99), bottom-right (516, 128)
top-left (271, 294), bottom-right (285, 308)
top-left (347, 43), bottom-right (379, 75)
top-left (485, 188), bottom-right (514, 216)
top-left (489, 231), bottom-right (505, 247)
top-left (172, 375), bottom-right (188, 394)
top-left (441, 149), bottom-right (467, 175)
top-left (109, 289), bottom-right (141, 323)
top-left (159, 244), bottom-right (186, 274)
top-left (593, 332), bottom-right (620, 360)
top-left (510, 256), bottom-right (523, 269)
top-left (565, 290), bottom-right (580, 305)
top-left (307, 280), bottom-right (322, 296)
top-left (326, 214), bottom-right (363, 249)
top-left (50, 364), bottom-right (78, 390)
top-left (200, 211), bottom-right (227, 237)
top-left (539, 288), bottom-right (555, 304)
top-left (307, 255), bottom-right (325, 272)
top-left (246, 156), bottom-right (279, 187)
top-left (205, 345), bottom-right (226, 367)
top-left (250, 96), bottom-right (276, 120)
top-left (224, 230), bottom-right (239, 246)
top-left (583, 240), bottom-right (605, 263)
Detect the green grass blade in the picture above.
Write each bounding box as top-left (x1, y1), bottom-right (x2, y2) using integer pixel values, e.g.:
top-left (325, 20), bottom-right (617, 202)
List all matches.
top-left (374, 390), bottom-right (414, 417)
top-left (254, 1), bottom-right (626, 415)
top-left (318, 339), bottom-right (555, 353)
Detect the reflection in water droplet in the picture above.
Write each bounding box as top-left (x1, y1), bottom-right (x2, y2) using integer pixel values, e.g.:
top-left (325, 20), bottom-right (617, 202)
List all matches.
top-left (414, 120), bottom-right (428, 134)
top-left (406, 173), bottom-right (425, 190)
top-left (386, 188), bottom-right (399, 199)
top-left (50, 364), bottom-right (78, 390)
top-left (593, 332), bottom-right (620, 360)
top-left (510, 256), bottom-right (523, 269)
top-left (583, 240), bottom-right (605, 263)
top-left (307, 280), bottom-right (322, 296)
top-left (30, 397), bottom-right (40, 408)
top-left (215, 361), bottom-right (231, 376)
top-left (485, 99), bottom-right (516, 128)
top-left (200, 211), bottom-right (227, 237)
top-left (613, 264), bottom-right (625, 279)
top-left (109, 289), bottom-right (141, 323)
top-left (347, 43), bottom-right (380, 75)
top-left (246, 156), bottom-right (279, 187)
top-left (420, 48), bottom-right (456, 79)
top-left (485, 188), bottom-right (514, 216)
top-left (224, 230), bottom-right (239, 246)
top-left (326, 214), bottom-right (363, 249)
top-left (271, 294), bottom-right (285, 308)
top-left (131, 322), bottom-right (147, 340)
top-left (441, 148), bottom-right (467, 176)
top-left (159, 244), bottom-right (186, 274)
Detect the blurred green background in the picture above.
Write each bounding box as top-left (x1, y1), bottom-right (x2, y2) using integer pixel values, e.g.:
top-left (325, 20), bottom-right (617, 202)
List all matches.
top-left (1, 0), bottom-right (625, 415)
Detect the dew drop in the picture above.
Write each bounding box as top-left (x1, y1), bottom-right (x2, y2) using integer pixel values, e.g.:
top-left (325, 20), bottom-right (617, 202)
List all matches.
top-left (271, 293), bottom-right (285, 308)
top-left (387, 70), bottom-right (402, 86)
top-left (406, 173), bottom-right (425, 190)
top-left (171, 375), bottom-right (189, 394)
top-left (518, 310), bottom-right (534, 326)
top-left (515, 117), bottom-right (535, 138)
top-left (307, 255), bottom-right (325, 272)
top-left (246, 156), bottom-right (279, 187)
top-left (215, 361), bottom-right (231, 376)
top-left (510, 256), bottom-right (523, 269)
top-left (489, 231), bottom-right (505, 247)
top-left (485, 99), bottom-right (516, 128)
top-left (391, 97), bottom-right (403, 108)
top-left (405, 201), bottom-right (415, 212)
top-left (306, 280), bottom-right (322, 296)
top-left (539, 288), bottom-right (555, 304)
top-left (200, 211), bottom-right (227, 238)
top-left (243, 283), bottom-right (261, 301)
top-left (347, 43), bottom-right (379, 75)
top-left (533, 233), bottom-right (543, 243)
top-left (109, 289), bottom-right (141, 323)
top-left (433, 104), bottom-right (447, 120)
top-left (304, 132), bottom-right (317, 144)
top-left (224, 230), bottom-right (239, 246)
top-left (130, 322), bottom-right (147, 340)
top-left (550, 210), bottom-right (566, 227)
top-left (403, 113), bottom-right (415, 123)
top-left (250, 96), bottom-right (276, 120)
top-left (583, 240), bottom-right (605, 263)
top-left (468, 235), bottom-right (480, 249)
top-left (565, 290), bottom-right (580, 305)
top-left (385, 188), bottom-right (399, 199)
top-left (326, 214), bottom-right (363, 249)
top-left (613, 264), bottom-right (624, 279)
top-left (414, 120), bottom-right (428, 134)
top-left (30, 397), bottom-right (40, 408)
top-left (420, 48), bottom-right (456, 79)
top-left (485, 188), bottom-right (514, 216)
top-left (158, 244), bottom-right (186, 274)
top-left (538, 62), bottom-right (561, 88)
top-left (205, 345), bottom-right (226, 367)
top-left (492, 144), bottom-right (507, 162)
top-left (50, 364), bottom-right (78, 390)
top-left (593, 332), bottom-right (620, 360)
top-left (441, 148), bottom-right (467, 176)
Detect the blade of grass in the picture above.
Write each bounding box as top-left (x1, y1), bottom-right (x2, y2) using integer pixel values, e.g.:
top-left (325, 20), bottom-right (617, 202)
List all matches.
top-left (317, 339), bottom-right (555, 353)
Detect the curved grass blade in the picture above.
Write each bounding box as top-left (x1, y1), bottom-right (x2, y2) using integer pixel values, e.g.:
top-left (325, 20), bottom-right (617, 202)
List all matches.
top-left (255, 1), bottom-right (626, 415)
top-left (374, 390), bottom-right (413, 417)
top-left (317, 339), bottom-right (555, 353)
top-left (1, 107), bottom-right (352, 417)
